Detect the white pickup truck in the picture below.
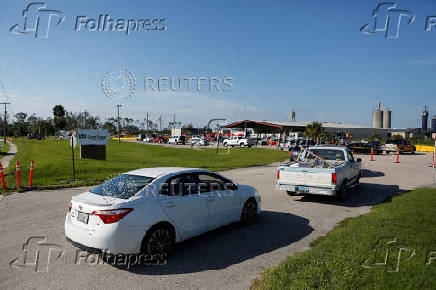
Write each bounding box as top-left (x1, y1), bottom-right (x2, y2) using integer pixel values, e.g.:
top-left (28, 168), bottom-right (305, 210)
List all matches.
top-left (276, 146), bottom-right (362, 199)
top-left (223, 136), bottom-right (255, 147)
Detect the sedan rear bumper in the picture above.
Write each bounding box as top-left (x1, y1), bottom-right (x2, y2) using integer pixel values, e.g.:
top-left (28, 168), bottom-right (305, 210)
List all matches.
top-left (65, 213), bottom-right (145, 254)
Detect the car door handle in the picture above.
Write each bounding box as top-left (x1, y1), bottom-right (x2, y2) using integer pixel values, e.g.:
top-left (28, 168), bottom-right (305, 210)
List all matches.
top-left (163, 201), bottom-right (176, 208)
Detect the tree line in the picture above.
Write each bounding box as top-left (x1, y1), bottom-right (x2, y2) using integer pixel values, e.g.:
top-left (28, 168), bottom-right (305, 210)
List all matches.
top-left (2, 105), bottom-right (163, 137)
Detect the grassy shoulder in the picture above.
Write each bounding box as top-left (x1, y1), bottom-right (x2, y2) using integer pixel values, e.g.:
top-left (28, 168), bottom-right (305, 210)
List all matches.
top-left (3, 138), bottom-right (288, 192)
top-left (253, 187), bottom-right (436, 289)
top-left (1, 141), bottom-right (10, 155)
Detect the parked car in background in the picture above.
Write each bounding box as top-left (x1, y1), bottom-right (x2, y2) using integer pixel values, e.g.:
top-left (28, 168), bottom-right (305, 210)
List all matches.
top-left (256, 138), bottom-right (268, 146)
top-left (168, 136), bottom-right (186, 145)
top-left (368, 141), bottom-right (382, 153)
top-left (65, 167), bottom-right (261, 256)
top-left (268, 138), bottom-right (279, 146)
top-left (58, 130), bottom-right (71, 140)
top-left (136, 134), bottom-right (145, 141)
top-left (383, 139), bottom-right (415, 154)
top-left (191, 137), bottom-right (209, 146)
top-left (153, 136), bottom-right (164, 143)
top-left (347, 142), bottom-right (382, 154)
top-left (27, 133), bottom-right (45, 140)
top-left (223, 136), bottom-right (255, 147)
top-left (143, 136), bottom-right (154, 142)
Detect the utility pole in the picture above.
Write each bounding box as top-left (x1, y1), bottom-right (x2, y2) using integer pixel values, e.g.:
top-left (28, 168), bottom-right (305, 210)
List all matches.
top-left (145, 113), bottom-right (149, 136)
top-left (0, 102), bottom-right (10, 144)
top-left (116, 105), bottom-right (122, 143)
top-left (158, 116), bottom-right (163, 131)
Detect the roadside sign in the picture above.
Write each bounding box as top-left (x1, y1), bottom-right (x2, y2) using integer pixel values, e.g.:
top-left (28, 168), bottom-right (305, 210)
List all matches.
top-left (70, 135), bottom-right (77, 149)
top-left (77, 129), bottom-right (108, 146)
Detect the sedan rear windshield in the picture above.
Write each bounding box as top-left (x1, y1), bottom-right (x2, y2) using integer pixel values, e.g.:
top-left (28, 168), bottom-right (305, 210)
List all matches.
top-left (90, 174), bottom-right (154, 199)
top-left (310, 149), bottom-right (345, 161)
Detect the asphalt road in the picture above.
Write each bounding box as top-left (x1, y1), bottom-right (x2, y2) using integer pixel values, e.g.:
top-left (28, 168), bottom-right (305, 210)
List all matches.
top-left (0, 153), bottom-right (434, 289)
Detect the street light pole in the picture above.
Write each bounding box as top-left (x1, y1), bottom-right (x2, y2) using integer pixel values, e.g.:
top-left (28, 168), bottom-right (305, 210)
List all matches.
top-left (117, 104), bottom-right (122, 143)
top-left (146, 113), bottom-right (149, 137)
top-left (0, 102), bottom-right (10, 144)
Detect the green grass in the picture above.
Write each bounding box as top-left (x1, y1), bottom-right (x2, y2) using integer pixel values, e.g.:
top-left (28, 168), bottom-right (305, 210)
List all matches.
top-left (3, 139), bottom-right (288, 191)
top-left (0, 142), bottom-right (10, 155)
top-left (411, 138), bottom-right (436, 146)
top-left (253, 187), bottom-right (436, 289)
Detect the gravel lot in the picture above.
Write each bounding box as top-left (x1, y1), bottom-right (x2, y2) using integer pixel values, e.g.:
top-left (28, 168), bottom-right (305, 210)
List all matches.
top-left (0, 152), bottom-right (434, 290)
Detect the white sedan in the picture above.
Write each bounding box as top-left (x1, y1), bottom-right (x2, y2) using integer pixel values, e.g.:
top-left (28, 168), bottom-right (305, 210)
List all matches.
top-left (191, 137), bottom-right (209, 146)
top-left (65, 167), bottom-right (261, 256)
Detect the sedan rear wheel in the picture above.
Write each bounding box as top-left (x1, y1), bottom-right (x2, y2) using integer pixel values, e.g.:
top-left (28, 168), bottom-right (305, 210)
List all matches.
top-left (141, 225), bottom-right (174, 258)
top-left (240, 199), bottom-right (258, 225)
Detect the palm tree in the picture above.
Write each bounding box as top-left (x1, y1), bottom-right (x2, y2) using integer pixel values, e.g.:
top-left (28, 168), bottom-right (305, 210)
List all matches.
top-left (304, 122), bottom-right (324, 141)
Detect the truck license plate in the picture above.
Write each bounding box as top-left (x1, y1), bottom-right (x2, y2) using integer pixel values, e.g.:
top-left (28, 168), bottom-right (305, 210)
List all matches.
top-left (296, 186), bottom-right (309, 193)
top-left (77, 212), bottom-right (89, 224)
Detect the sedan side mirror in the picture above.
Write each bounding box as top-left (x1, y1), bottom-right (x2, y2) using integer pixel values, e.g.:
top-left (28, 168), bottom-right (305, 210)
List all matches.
top-left (356, 158), bottom-right (362, 163)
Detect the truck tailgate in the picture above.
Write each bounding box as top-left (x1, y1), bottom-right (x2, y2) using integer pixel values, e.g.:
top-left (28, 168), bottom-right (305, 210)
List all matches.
top-left (279, 169), bottom-right (333, 187)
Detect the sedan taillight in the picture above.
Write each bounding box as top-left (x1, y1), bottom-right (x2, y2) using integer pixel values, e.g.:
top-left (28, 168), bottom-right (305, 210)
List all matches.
top-left (92, 208), bottom-right (133, 224)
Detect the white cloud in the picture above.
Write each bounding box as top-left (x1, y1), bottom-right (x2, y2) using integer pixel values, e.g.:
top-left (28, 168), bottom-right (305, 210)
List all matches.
top-left (1, 89), bottom-right (267, 127)
top-left (409, 58), bottom-right (436, 65)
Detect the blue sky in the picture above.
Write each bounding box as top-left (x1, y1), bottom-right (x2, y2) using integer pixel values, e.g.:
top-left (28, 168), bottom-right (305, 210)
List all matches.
top-left (0, 0), bottom-right (435, 128)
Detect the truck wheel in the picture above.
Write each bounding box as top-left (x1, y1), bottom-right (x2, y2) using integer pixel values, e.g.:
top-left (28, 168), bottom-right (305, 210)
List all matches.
top-left (336, 182), bottom-right (348, 200)
top-left (286, 190), bottom-right (296, 196)
top-left (224, 143), bottom-right (228, 147)
top-left (355, 177), bottom-right (360, 190)
top-left (240, 143), bottom-right (244, 147)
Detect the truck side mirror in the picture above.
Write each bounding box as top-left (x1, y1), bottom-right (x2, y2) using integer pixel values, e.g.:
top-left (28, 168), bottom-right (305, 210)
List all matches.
top-left (356, 158), bottom-right (362, 162)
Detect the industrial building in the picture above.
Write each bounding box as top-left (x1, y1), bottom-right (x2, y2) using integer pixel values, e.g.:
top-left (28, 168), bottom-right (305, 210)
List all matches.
top-left (372, 101), bottom-right (392, 129)
top-left (420, 106), bottom-right (436, 134)
top-left (223, 101), bottom-right (435, 140)
top-left (223, 120), bottom-right (389, 139)
top-left (422, 105), bottom-right (429, 131)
